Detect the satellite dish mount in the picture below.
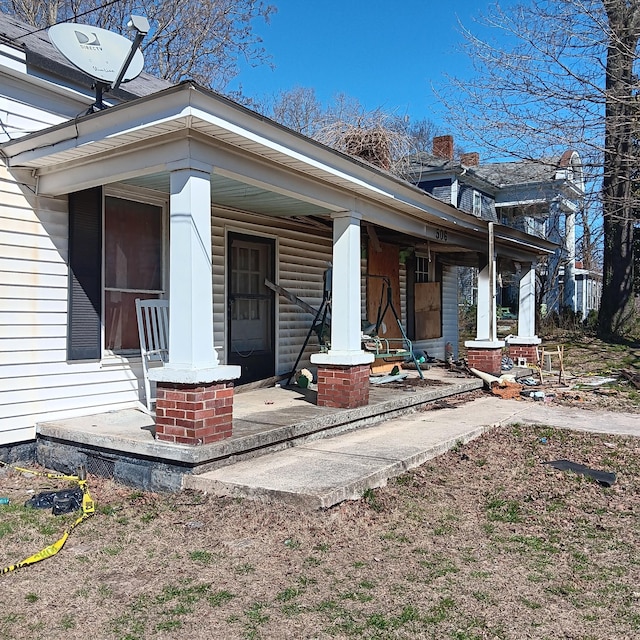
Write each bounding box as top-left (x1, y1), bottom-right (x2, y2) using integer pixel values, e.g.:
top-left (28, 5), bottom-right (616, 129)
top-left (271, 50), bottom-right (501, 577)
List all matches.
top-left (48, 16), bottom-right (150, 113)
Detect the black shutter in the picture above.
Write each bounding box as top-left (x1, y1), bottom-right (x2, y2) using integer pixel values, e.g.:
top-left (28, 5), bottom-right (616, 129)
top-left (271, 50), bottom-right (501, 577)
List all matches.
top-left (68, 188), bottom-right (102, 360)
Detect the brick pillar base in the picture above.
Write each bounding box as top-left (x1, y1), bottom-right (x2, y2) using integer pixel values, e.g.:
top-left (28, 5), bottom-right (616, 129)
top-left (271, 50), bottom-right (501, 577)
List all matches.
top-left (466, 347), bottom-right (503, 377)
top-left (155, 381), bottom-right (234, 445)
top-left (507, 344), bottom-right (539, 367)
top-left (317, 364), bottom-right (370, 409)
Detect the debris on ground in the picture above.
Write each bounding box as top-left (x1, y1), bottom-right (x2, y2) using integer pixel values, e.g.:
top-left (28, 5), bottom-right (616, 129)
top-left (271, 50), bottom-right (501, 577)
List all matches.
top-left (620, 369), bottom-right (640, 389)
top-left (543, 459), bottom-right (617, 487)
top-left (501, 356), bottom-right (514, 371)
top-left (296, 368), bottom-right (313, 388)
top-left (469, 367), bottom-right (517, 389)
top-left (520, 390), bottom-right (547, 401)
top-left (370, 372), bottom-right (408, 384)
top-left (490, 380), bottom-right (523, 400)
top-left (25, 488), bottom-right (84, 515)
top-left (575, 376), bottom-right (618, 388)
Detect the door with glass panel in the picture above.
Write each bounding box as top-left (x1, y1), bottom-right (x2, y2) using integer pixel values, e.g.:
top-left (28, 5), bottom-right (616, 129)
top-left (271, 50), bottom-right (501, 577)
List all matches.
top-left (227, 233), bottom-right (275, 384)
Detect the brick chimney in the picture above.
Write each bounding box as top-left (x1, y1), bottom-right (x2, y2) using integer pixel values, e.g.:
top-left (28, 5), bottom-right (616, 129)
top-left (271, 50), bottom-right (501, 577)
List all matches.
top-left (460, 152), bottom-right (480, 167)
top-left (432, 135), bottom-right (454, 160)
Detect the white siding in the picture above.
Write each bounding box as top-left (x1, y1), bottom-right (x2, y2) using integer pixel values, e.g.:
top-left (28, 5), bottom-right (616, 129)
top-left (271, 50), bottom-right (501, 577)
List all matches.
top-left (0, 173), bottom-right (339, 444)
top-left (0, 161), bottom-right (149, 443)
top-left (0, 76), bottom-right (71, 143)
top-left (211, 209), bottom-right (333, 375)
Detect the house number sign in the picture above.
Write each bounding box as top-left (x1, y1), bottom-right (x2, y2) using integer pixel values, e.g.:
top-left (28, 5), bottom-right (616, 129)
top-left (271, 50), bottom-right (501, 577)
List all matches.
top-left (435, 228), bottom-right (448, 242)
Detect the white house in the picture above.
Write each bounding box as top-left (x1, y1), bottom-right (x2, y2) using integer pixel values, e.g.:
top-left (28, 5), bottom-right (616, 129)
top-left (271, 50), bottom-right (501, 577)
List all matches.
top-left (0, 14), bottom-right (555, 456)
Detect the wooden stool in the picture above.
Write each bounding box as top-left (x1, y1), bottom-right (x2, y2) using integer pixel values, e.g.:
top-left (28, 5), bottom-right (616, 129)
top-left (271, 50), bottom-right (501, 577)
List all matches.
top-left (538, 344), bottom-right (565, 384)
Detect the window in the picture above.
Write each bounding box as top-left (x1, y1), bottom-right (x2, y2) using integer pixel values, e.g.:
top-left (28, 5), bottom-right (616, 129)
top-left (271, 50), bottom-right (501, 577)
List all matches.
top-left (104, 197), bottom-right (164, 353)
top-left (68, 189), bottom-right (165, 360)
top-left (473, 190), bottom-right (482, 217)
top-left (415, 255), bottom-right (431, 283)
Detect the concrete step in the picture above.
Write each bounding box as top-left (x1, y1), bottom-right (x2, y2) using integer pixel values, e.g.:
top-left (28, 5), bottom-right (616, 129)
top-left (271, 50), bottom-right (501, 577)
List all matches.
top-left (184, 394), bottom-right (499, 509)
top-left (193, 378), bottom-right (484, 472)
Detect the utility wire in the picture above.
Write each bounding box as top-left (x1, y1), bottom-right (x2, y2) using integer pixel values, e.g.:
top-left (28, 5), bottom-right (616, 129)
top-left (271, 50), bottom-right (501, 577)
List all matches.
top-left (3, 0), bottom-right (125, 41)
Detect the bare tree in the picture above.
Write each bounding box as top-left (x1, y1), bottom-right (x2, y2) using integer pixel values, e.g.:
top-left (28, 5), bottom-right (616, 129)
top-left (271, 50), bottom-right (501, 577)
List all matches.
top-left (267, 87), bottom-right (324, 138)
top-left (314, 95), bottom-right (413, 172)
top-left (1, 0), bottom-right (276, 91)
top-left (260, 89), bottom-right (430, 175)
top-left (405, 117), bottom-right (441, 155)
top-left (440, 0), bottom-right (640, 338)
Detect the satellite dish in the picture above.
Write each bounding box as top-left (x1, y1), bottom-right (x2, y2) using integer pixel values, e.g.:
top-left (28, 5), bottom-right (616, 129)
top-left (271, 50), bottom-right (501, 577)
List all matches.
top-left (49, 22), bottom-right (144, 85)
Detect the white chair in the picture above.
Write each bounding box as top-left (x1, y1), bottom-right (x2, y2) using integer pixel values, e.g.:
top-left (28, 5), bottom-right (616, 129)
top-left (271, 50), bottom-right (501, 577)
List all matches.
top-left (135, 298), bottom-right (169, 412)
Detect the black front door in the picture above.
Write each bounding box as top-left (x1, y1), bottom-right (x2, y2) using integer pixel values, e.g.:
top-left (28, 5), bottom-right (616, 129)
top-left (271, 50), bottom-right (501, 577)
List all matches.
top-left (227, 233), bottom-right (275, 384)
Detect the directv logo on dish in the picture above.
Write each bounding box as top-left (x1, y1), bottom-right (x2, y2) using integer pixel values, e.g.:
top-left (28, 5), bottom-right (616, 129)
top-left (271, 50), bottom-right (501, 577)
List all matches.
top-left (74, 30), bottom-right (101, 49)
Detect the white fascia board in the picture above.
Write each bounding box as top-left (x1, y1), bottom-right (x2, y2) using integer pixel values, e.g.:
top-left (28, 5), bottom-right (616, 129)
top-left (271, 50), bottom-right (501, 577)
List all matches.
top-left (494, 230), bottom-right (556, 255)
top-left (3, 83), bottom-right (510, 236)
top-left (0, 87), bottom-right (191, 164)
top-left (495, 198), bottom-right (548, 208)
top-left (35, 134), bottom-right (192, 195)
top-left (188, 105), bottom-right (392, 200)
top-left (186, 87), bottom-right (489, 231)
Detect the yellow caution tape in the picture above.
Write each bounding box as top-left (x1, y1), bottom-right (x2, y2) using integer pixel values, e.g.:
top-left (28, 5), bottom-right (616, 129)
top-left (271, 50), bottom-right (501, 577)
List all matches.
top-left (0, 462), bottom-right (95, 574)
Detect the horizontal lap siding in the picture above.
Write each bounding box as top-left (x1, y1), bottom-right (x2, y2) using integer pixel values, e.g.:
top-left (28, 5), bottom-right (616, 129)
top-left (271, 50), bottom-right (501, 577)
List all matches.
top-left (277, 234), bottom-right (333, 373)
top-left (0, 167), bottom-right (143, 443)
top-left (211, 208), bottom-right (333, 375)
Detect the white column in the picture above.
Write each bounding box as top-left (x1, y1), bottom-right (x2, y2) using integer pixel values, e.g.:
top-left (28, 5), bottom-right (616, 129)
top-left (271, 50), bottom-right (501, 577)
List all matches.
top-left (311, 212), bottom-right (373, 367)
top-left (517, 262), bottom-right (537, 339)
top-left (507, 261), bottom-right (541, 353)
top-left (564, 209), bottom-right (576, 312)
top-left (150, 166), bottom-right (239, 383)
top-left (475, 262), bottom-right (495, 341)
top-left (465, 256), bottom-right (504, 351)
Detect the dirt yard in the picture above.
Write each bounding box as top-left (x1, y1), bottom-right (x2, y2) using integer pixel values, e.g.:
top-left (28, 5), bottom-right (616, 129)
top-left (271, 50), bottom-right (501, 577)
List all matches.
top-left (1, 334), bottom-right (638, 639)
top-left (1, 420), bottom-right (638, 640)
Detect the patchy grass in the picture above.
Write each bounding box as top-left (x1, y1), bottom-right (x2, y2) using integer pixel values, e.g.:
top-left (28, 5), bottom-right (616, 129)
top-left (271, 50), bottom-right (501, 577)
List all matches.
top-left (0, 424), bottom-right (639, 639)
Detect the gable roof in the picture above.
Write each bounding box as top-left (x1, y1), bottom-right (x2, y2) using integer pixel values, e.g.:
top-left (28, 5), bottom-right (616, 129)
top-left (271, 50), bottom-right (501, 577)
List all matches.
top-left (474, 152), bottom-right (579, 188)
top-left (408, 147), bottom-right (583, 193)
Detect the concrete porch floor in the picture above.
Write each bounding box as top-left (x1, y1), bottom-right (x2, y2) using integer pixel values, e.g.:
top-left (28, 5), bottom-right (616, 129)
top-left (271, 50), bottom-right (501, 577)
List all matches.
top-left (35, 367), bottom-right (483, 492)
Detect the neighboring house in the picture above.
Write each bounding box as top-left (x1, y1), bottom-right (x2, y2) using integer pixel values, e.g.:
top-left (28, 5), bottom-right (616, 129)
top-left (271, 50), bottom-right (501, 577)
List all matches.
top-left (0, 14), bottom-right (553, 456)
top-left (407, 135), bottom-right (601, 319)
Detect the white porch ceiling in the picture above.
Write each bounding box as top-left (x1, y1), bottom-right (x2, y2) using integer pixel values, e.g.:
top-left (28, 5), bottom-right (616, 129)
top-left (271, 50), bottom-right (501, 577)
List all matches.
top-left (121, 172), bottom-right (333, 218)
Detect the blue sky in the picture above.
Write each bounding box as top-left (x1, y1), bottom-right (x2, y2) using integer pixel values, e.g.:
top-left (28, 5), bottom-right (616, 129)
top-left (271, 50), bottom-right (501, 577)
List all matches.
top-left (230, 0), bottom-right (494, 128)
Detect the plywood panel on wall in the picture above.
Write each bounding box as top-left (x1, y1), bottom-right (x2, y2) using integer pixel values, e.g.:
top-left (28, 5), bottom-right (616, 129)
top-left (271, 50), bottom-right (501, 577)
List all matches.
top-left (415, 282), bottom-right (441, 339)
top-left (367, 241), bottom-right (401, 339)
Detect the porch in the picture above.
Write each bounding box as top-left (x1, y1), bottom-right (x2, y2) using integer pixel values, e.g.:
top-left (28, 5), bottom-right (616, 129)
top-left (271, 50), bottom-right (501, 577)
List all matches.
top-left (35, 368), bottom-right (483, 493)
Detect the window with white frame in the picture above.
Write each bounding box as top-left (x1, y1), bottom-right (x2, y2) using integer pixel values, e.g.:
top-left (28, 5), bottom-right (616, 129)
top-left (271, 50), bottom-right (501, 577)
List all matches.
top-left (473, 190), bottom-right (482, 217)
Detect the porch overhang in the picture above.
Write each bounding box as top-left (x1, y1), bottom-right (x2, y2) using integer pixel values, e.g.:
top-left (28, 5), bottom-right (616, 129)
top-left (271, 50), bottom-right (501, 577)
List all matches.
top-left (0, 81), bottom-right (554, 260)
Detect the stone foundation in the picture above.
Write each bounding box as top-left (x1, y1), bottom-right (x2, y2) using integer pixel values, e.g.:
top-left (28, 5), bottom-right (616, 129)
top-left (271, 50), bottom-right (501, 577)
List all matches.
top-left (317, 364), bottom-right (370, 409)
top-left (155, 381), bottom-right (234, 445)
top-left (466, 347), bottom-right (503, 377)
